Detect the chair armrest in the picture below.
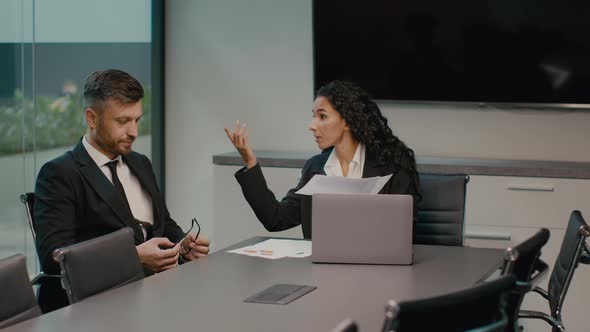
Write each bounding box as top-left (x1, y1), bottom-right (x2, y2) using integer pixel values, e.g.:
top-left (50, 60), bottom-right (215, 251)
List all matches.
top-left (31, 272), bottom-right (61, 285)
top-left (514, 280), bottom-right (533, 294)
top-left (529, 259), bottom-right (549, 287)
top-left (518, 310), bottom-right (564, 332)
top-left (512, 259), bottom-right (549, 295)
top-left (531, 286), bottom-right (549, 300)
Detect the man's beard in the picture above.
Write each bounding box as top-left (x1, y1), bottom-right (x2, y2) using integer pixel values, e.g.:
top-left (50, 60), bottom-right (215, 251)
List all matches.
top-left (95, 132), bottom-right (131, 156)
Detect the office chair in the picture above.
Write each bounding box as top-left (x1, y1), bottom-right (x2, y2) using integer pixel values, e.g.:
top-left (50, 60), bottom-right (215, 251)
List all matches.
top-left (331, 318), bottom-right (358, 332)
top-left (0, 254), bottom-right (41, 329)
top-left (19, 193), bottom-right (62, 286)
top-left (52, 227), bottom-right (145, 304)
top-left (518, 211), bottom-right (590, 332)
top-left (381, 274), bottom-right (516, 332)
top-left (20, 193), bottom-right (37, 240)
top-left (415, 173), bottom-right (469, 246)
top-left (500, 228), bottom-right (550, 331)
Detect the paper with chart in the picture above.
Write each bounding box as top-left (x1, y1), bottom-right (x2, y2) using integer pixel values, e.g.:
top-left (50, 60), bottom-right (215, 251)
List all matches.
top-left (294, 174), bottom-right (393, 196)
top-left (227, 239), bottom-right (312, 259)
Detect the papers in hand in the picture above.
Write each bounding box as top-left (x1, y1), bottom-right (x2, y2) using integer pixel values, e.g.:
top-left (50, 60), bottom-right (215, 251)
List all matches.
top-left (227, 239), bottom-right (312, 260)
top-left (295, 174), bottom-right (393, 196)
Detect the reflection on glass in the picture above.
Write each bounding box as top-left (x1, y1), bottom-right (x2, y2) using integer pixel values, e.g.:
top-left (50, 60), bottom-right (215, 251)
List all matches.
top-left (0, 82), bottom-right (152, 157)
top-left (0, 0), bottom-right (155, 277)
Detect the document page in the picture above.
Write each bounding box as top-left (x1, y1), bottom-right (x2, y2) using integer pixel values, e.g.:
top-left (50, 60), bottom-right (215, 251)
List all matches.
top-left (227, 239), bottom-right (312, 259)
top-left (295, 174), bottom-right (393, 196)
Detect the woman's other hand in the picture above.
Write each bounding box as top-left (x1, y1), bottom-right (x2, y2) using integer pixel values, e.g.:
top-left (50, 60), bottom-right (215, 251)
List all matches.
top-left (224, 120), bottom-right (257, 169)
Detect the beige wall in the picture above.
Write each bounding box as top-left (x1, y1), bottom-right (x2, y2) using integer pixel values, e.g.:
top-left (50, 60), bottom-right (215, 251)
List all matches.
top-left (165, 0), bottom-right (590, 234)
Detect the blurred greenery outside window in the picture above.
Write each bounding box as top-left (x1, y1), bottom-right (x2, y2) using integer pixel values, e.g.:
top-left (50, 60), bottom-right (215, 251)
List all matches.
top-left (0, 83), bottom-right (151, 156)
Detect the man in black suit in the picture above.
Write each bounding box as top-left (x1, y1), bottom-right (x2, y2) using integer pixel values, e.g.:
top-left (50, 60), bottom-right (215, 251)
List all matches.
top-left (34, 69), bottom-right (210, 313)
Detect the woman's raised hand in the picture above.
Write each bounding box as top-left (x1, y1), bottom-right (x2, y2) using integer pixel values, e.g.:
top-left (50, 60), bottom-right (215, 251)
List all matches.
top-left (224, 120), bottom-right (257, 169)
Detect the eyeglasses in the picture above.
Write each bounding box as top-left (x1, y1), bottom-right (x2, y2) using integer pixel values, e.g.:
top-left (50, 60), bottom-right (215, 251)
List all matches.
top-left (175, 218), bottom-right (201, 246)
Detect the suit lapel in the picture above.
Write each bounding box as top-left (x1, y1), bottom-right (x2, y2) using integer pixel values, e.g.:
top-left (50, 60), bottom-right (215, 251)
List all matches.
top-left (123, 153), bottom-right (162, 228)
top-left (308, 148), bottom-right (331, 177)
top-left (73, 142), bottom-right (144, 243)
top-left (363, 149), bottom-right (388, 178)
top-left (362, 148), bottom-right (394, 193)
top-left (308, 147), bottom-right (392, 192)
top-left (311, 147), bottom-right (391, 178)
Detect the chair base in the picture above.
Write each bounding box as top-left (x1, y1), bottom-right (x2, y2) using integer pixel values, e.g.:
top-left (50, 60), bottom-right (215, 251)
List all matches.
top-left (518, 310), bottom-right (564, 332)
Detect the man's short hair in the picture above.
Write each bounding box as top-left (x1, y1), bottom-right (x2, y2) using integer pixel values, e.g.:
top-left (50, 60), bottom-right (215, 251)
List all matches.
top-left (83, 69), bottom-right (144, 112)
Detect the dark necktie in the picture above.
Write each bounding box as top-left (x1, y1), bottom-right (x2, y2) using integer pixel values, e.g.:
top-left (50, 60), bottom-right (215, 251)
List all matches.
top-left (105, 160), bottom-right (153, 240)
top-left (106, 160), bottom-right (132, 211)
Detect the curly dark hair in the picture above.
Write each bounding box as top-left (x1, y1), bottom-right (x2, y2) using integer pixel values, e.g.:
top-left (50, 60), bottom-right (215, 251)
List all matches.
top-left (316, 80), bottom-right (418, 177)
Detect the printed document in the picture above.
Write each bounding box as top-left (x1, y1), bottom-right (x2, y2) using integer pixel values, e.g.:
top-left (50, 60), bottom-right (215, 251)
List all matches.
top-left (227, 239), bottom-right (312, 259)
top-left (295, 174), bottom-right (393, 196)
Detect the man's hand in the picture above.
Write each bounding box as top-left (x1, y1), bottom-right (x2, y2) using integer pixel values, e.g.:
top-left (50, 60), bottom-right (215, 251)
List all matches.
top-left (136, 237), bottom-right (180, 272)
top-left (180, 233), bottom-right (211, 261)
top-left (224, 120), bottom-right (257, 169)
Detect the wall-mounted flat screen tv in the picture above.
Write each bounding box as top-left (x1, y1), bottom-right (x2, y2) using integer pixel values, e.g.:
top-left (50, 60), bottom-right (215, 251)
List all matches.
top-left (313, 0), bottom-right (590, 107)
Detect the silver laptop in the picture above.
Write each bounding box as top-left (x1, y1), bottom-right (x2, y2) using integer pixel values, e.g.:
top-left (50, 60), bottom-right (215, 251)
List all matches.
top-left (311, 193), bottom-right (413, 265)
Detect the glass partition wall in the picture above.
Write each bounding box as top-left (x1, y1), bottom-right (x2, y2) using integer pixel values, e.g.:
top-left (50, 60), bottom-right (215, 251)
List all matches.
top-left (0, 0), bottom-right (162, 276)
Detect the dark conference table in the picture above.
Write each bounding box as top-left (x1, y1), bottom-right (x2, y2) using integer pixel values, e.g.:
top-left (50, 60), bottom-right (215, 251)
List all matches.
top-left (7, 237), bottom-right (504, 332)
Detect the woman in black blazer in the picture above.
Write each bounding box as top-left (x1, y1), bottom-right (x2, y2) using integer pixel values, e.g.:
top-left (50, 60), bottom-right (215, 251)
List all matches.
top-left (224, 80), bottom-right (420, 239)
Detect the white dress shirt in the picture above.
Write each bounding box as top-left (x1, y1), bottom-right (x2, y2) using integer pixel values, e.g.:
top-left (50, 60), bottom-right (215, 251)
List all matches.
top-left (82, 136), bottom-right (153, 238)
top-left (323, 143), bottom-right (366, 179)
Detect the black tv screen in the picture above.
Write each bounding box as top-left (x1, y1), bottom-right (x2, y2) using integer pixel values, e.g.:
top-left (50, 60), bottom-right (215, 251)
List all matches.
top-left (313, 0), bottom-right (590, 106)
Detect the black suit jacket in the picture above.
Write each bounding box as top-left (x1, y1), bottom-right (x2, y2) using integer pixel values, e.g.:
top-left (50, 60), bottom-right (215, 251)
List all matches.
top-left (33, 141), bottom-right (184, 312)
top-left (235, 147), bottom-right (418, 239)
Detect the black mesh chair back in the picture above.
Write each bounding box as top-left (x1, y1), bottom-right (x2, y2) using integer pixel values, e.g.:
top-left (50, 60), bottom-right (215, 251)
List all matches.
top-left (415, 173), bottom-right (469, 246)
top-left (382, 275), bottom-right (516, 332)
top-left (502, 228), bottom-right (550, 331)
top-left (18, 192), bottom-right (61, 292)
top-left (516, 211), bottom-right (589, 331)
top-left (547, 210), bottom-right (590, 319)
top-left (0, 254), bottom-right (41, 329)
top-left (52, 227), bottom-right (145, 304)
